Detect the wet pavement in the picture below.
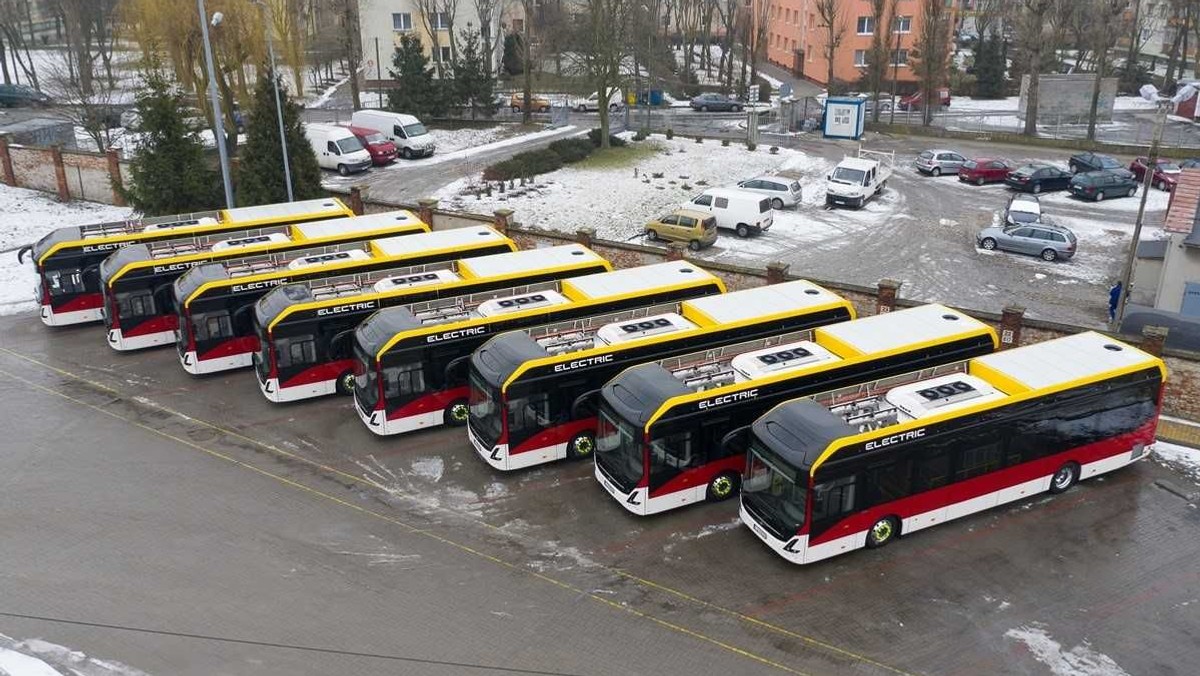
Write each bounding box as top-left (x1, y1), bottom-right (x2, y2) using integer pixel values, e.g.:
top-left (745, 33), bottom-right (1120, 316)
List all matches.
top-left (1, 314), bottom-right (1198, 675)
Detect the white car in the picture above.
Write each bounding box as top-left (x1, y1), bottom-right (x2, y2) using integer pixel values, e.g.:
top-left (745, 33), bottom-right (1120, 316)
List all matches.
top-left (575, 91), bottom-right (624, 113)
top-left (736, 176), bottom-right (803, 209)
top-left (1005, 193), bottom-right (1042, 225)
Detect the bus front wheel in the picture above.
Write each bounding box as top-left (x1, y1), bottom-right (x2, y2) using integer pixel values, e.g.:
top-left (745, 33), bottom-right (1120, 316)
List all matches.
top-left (865, 516), bottom-right (899, 548)
top-left (1049, 462), bottom-right (1079, 494)
top-left (706, 471), bottom-right (740, 502)
top-left (568, 433), bottom-right (595, 460)
top-left (445, 399), bottom-right (469, 427)
top-left (336, 371), bottom-right (355, 395)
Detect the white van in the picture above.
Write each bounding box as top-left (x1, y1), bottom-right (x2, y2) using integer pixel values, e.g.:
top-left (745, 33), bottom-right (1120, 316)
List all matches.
top-left (350, 110), bottom-right (436, 159)
top-left (681, 187), bottom-right (773, 237)
top-left (305, 123), bottom-right (372, 176)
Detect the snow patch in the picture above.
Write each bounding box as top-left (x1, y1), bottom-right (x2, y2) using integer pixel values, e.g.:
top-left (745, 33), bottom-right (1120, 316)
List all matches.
top-left (1153, 440), bottom-right (1200, 483)
top-left (0, 633), bottom-right (148, 676)
top-left (410, 457), bottom-right (445, 482)
top-left (1004, 625), bottom-right (1129, 676)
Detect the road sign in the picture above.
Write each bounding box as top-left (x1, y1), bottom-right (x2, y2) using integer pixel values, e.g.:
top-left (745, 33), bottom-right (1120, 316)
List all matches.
top-left (749, 84), bottom-right (760, 102)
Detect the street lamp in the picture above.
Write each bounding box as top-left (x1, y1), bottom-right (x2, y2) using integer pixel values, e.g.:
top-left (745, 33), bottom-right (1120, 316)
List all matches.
top-left (642, 3), bottom-right (653, 133)
top-left (198, 0), bottom-right (234, 208)
top-left (1112, 83), bottom-right (1198, 329)
top-left (253, 0), bottom-right (294, 202)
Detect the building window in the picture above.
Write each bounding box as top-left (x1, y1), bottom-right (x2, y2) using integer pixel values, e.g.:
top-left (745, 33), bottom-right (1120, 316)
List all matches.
top-left (854, 49), bottom-right (868, 67)
top-left (857, 16), bottom-right (874, 35)
top-left (512, 18), bottom-right (524, 33)
top-left (893, 49), bottom-right (909, 66)
top-left (432, 11), bottom-right (449, 30)
top-left (392, 12), bottom-right (412, 31)
top-left (439, 46), bottom-right (452, 62)
top-left (895, 16), bottom-right (912, 33)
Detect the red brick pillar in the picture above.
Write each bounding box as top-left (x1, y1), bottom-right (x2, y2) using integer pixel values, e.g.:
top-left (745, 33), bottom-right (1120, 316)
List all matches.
top-left (1141, 325), bottom-right (1169, 357)
top-left (999, 304), bottom-right (1026, 350)
top-left (349, 186), bottom-right (365, 215)
top-left (106, 149), bottom-right (126, 207)
top-left (575, 228), bottom-right (595, 249)
top-left (765, 261), bottom-right (790, 285)
top-left (417, 198), bottom-right (438, 228)
top-left (493, 208), bottom-right (514, 235)
top-left (50, 145), bottom-right (70, 202)
top-left (876, 278), bottom-right (901, 314)
top-left (665, 242), bottom-right (686, 261)
top-left (0, 134), bottom-right (15, 186)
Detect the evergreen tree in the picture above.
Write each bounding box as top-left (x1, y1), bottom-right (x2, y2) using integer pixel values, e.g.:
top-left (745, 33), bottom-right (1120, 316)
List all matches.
top-left (455, 29), bottom-right (496, 119)
top-left (388, 34), bottom-right (444, 118)
top-left (502, 33), bottom-right (524, 77)
top-left (120, 72), bottom-right (221, 216)
top-left (974, 34), bottom-right (1007, 99)
top-left (235, 65), bottom-right (323, 206)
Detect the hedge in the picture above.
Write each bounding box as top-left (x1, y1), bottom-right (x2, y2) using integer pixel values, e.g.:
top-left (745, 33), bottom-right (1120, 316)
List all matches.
top-left (548, 138), bottom-right (594, 163)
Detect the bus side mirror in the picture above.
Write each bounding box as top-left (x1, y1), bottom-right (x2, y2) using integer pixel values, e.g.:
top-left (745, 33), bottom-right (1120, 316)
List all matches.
top-left (444, 355), bottom-right (472, 385)
top-left (231, 303), bottom-right (255, 333)
top-left (571, 388), bottom-right (602, 419)
top-left (329, 328), bottom-right (355, 359)
top-left (152, 281), bottom-right (176, 311)
top-left (81, 263), bottom-right (101, 288)
top-left (719, 426), bottom-right (751, 457)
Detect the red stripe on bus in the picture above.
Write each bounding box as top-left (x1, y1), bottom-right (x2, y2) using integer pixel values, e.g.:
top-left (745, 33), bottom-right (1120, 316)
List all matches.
top-left (388, 386), bottom-right (471, 421)
top-left (197, 336), bottom-right (260, 363)
top-left (279, 358), bottom-right (355, 389)
top-left (509, 416), bottom-right (598, 456)
top-left (121, 314), bottom-right (178, 338)
top-left (51, 293), bottom-right (104, 313)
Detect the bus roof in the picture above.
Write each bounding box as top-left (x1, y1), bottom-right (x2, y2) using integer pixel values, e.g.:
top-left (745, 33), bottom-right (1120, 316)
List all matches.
top-left (223, 198), bottom-right (347, 222)
top-left (458, 245), bottom-right (603, 278)
top-left (561, 261), bottom-right (721, 300)
top-left (683, 280), bottom-right (847, 325)
top-left (815, 304), bottom-right (990, 357)
top-left (372, 225), bottom-right (506, 257)
top-left (292, 211), bottom-right (422, 240)
top-left (970, 331), bottom-right (1163, 394)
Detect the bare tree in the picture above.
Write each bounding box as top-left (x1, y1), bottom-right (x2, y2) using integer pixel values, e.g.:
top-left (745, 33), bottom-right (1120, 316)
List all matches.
top-left (748, 0), bottom-right (769, 95)
top-left (573, 0), bottom-right (634, 147)
top-left (815, 0), bottom-right (845, 94)
top-left (44, 55), bottom-right (122, 151)
top-left (335, 0), bottom-right (362, 110)
top-left (0, 0), bottom-right (40, 88)
top-left (865, 0), bottom-right (895, 122)
top-left (714, 0), bottom-right (739, 91)
top-left (473, 0), bottom-right (502, 75)
top-left (520, 0), bottom-right (534, 124)
top-left (1086, 0), bottom-right (1129, 140)
top-left (440, 0), bottom-right (460, 66)
top-left (911, 0), bottom-right (950, 125)
top-left (1019, 0), bottom-right (1055, 135)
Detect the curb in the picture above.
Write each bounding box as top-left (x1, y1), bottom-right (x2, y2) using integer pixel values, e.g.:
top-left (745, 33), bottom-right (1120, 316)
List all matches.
top-left (1157, 419), bottom-right (1200, 450)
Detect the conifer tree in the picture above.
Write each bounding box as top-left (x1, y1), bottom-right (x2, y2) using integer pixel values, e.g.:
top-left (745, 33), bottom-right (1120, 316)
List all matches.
top-left (974, 34), bottom-right (1006, 99)
top-left (235, 65), bottom-right (323, 206)
top-left (388, 34), bottom-right (444, 118)
top-left (455, 29), bottom-right (496, 119)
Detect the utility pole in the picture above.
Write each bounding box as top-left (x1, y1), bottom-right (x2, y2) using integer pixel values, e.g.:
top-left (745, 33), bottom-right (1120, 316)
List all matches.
top-left (198, 0), bottom-right (234, 208)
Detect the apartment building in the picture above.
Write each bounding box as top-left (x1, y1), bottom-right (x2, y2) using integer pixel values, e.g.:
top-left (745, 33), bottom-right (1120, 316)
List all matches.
top-left (358, 1), bottom-right (512, 79)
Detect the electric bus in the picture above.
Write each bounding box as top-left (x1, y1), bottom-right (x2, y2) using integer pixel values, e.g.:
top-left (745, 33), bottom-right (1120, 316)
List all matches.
top-left (468, 280), bottom-right (855, 471)
top-left (594, 304), bottom-right (998, 516)
top-left (354, 262), bottom-right (727, 436)
top-left (174, 225), bottom-right (515, 375)
top-left (254, 245), bottom-right (612, 403)
top-left (740, 331), bottom-right (1165, 565)
top-left (17, 198), bottom-right (351, 327)
top-left (100, 211), bottom-right (428, 351)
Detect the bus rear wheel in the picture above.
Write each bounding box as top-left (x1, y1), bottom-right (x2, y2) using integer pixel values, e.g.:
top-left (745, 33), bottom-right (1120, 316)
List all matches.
top-left (568, 433), bottom-right (595, 460)
top-left (865, 516), bottom-right (899, 548)
top-left (336, 370), bottom-right (355, 395)
top-left (706, 471), bottom-right (740, 502)
top-left (1049, 462), bottom-right (1079, 494)
top-left (445, 399), bottom-right (469, 427)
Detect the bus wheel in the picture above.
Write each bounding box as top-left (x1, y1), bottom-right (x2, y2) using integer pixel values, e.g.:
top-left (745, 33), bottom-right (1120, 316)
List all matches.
top-left (1049, 462), bottom-right (1080, 494)
top-left (865, 516), bottom-right (899, 549)
top-left (568, 433), bottom-right (595, 460)
top-left (336, 371), bottom-right (355, 395)
top-left (706, 472), bottom-right (740, 502)
top-left (445, 399), bottom-right (469, 427)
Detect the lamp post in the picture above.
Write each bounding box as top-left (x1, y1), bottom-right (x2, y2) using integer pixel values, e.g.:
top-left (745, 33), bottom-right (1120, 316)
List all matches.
top-left (1112, 83), bottom-right (1198, 330)
top-left (198, 0), bottom-right (234, 208)
top-left (252, 0), bottom-right (294, 202)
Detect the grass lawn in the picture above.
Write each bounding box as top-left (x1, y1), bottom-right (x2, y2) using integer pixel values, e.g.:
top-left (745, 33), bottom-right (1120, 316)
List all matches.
top-left (576, 143), bottom-right (663, 169)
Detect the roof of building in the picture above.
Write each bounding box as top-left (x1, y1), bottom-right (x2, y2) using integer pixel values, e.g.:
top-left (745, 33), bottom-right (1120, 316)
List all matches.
top-left (1164, 168), bottom-right (1200, 235)
top-left (1136, 239), bottom-right (1168, 260)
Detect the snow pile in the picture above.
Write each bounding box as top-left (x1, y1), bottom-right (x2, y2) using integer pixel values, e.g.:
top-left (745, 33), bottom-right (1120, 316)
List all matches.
top-left (0, 183), bottom-right (133, 316)
top-left (1004, 625), bottom-right (1130, 676)
top-left (1154, 440), bottom-right (1200, 483)
top-left (428, 126), bottom-right (518, 155)
top-left (436, 137), bottom-right (829, 242)
top-left (0, 632), bottom-right (150, 676)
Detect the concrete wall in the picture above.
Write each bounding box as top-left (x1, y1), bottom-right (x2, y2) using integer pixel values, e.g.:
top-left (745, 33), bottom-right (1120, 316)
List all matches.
top-left (1132, 256), bottom-right (1163, 307)
top-left (7, 145), bottom-right (59, 194)
top-left (1153, 233), bottom-right (1200, 314)
top-left (60, 150), bottom-right (116, 204)
top-left (1019, 75), bottom-right (1118, 124)
top-left (0, 139), bottom-right (126, 205)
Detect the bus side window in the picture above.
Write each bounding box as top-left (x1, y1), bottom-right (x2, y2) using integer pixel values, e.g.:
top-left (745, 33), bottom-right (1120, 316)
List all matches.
top-left (509, 392), bottom-right (551, 432)
top-left (865, 455), bottom-right (913, 506)
top-left (277, 336), bottom-right (316, 367)
top-left (648, 431), bottom-right (696, 489)
top-left (384, 362), bottom-right (425, 398)
top-left (811, 475), bottom-right (857, 522)
top-left (953, 436), bottom-right (1003, 482)
top-left (913, 442), bottom-right (951, 491)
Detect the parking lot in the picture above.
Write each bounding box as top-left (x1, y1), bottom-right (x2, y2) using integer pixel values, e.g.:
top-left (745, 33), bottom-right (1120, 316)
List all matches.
top-left (2, 313), bottom-right (1198, 675)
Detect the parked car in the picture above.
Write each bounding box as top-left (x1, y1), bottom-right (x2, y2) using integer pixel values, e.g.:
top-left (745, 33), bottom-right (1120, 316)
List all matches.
top-left (1180, 158), bottom-right (1200, 169)
top-left (510, 91), bottom-right (551, 113)
top-left (346, 125), bottom-right (398, 166)
top-left (682, 187), bottom-right (772, 237)
top-left (915, 149), bottom-right (966, 176)
top-left (1129, 157), bottom-right (1182, 191)
top-left (690, 92), bottom-right (744, 112)
top-left (1068, 151), bottom-right (1126, 175)
top-left (736, 176), bottom-right (802, 209)
top-left (304, 123), bottom-right (372, 176)
top-left (1005, 164), bottom-right (1073, 193)
top-left (958, 157), bottom-right (1015, 185)
top-left (977, 222), bottom-right (1077, 261)
top-left (1068, 170), bottom-right (1139, 201)
top-left (120, 109), bottom-right (143, 131)
top-left (0, 83), bottom-right (50, 107)
top-left (825, 148), bottom-right (895, 208)
top-left (644, 209), bottom-right (718, 251)
top-left (1004, 193), bottom-right (1042, 225)
top-left (575, 91), bottom-right (624, 112)
top-left (350, 110), bottom-right (435, 159)
top-left (897, 87), bottom-right (950, 111)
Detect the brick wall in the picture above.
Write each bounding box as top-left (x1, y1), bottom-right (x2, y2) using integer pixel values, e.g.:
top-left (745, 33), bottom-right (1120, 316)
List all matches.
top-left (7, 145), bottom-right (59, 194)
top-left (0, 138), bottom-right (126, 205)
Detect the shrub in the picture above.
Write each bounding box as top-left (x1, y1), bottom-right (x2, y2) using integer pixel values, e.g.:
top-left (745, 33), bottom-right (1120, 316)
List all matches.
top-left (665, 128), bottom-right (674, 139)
top-left (548, 138), bottom-right (594, 163)
top-left (634, 128), bottom-right (649, 141)
top-left (721, 139), bottom-right (730, 147)
top-left (746, 142), bottom-right (756, 151)
top-left (694, 136), bottom-right (702, 143)
top-left (483, 148), bottom-right (563, 181)
top-left (588, 128), bottom-right (627, 147)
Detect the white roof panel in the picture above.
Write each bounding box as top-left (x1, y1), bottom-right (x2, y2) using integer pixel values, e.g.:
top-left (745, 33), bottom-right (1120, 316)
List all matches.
top-left (887, 374), bottom-right (1005, 421)
top-left (373, 225), bottom-right (505, 257)
top-left (972, 332), bottom-right (1159, 391)
top-left (817, 304), bottom-right (989, 356)
top-left (459, 244), bottom-right (604, 278)
top-left (684, 280), bottom-right (843, 324)
top-left (564, 261), bottom-right (716, 300)
top-left (293, 211), bottom-right (421, 240)
top-left (224, 198), bottom-right (345, 223)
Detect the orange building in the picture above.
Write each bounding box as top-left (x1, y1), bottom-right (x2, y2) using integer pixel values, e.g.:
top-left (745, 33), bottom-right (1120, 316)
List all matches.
top-left (764, 0), bottom-right (956, 91)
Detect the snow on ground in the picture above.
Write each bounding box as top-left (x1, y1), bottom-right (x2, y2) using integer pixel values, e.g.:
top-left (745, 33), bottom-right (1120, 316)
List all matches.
top-left (437, 136), bottom-right (829, 243)
top-left (0, 183), bottom-right (133, 316)
top-left (1154, 440), bottom-right (1200, 483)
top-left (1004, 624), bottom-right (1130, 676)
top-left (0, 633), bottom-right (149, 676)
top-left (428, 126), bottom-right (520, 155)
top-left (947, 96), bottom-right (1159, 114)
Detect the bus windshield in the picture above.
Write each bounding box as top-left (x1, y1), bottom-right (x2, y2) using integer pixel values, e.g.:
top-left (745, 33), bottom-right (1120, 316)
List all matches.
top-left (741, 442), bottom-right (807, 540)
top-left (468, 372), bottom-right (503, 447)
top-left (596, 408), bottom-right (643, 493)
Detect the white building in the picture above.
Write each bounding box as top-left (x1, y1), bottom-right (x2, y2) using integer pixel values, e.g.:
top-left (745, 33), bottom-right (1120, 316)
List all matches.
top-left (358, 0), bottom-right (517, 81)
